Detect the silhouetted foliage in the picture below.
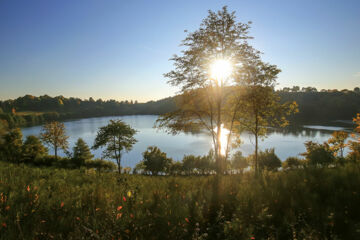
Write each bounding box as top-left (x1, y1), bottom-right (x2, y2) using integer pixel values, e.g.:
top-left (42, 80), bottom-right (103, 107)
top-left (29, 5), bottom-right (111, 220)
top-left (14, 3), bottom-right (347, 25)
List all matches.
top-left (230, 151), bottom-right (249, 173)
top-left (282, 157), bottom-right (305, 170)
top-left (142, 146), bottom-right (172, 175)
top-left (257, 148), bottom-right (282, 172)
top-left (302, 141), bottom-right (335, 167)
top-left (85, 158), bottom-right (116, 172)
top-left (22, 135), bottom-right (48, 164)
top-left (72, 138), bottom-right (94, 168)
top-left (0, 128), bottom-right (23, 164)
top-left (156, 6), bottom-right (262, 173)
top-left (0, 89), bottom-right (359, 128)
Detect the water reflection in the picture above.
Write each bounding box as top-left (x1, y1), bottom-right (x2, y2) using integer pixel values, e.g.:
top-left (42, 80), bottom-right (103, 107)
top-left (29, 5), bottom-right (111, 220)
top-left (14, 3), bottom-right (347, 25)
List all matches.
top-left (21, 115), bottom-right (353, 168)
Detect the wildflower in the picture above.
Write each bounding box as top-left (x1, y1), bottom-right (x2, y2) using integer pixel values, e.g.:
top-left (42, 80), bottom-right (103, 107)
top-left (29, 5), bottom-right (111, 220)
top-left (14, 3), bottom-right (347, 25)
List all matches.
top-left (2, 222), bottom-right (6, 228)
top-left (251, 237), bottom-right (255, 240)
top-left (127, 191), bottom-right (132, 198)
top-left (185, 218), bottom-right (189, 223)
top-left (76, 217), bottom-right (80, 221)
top-left (5, 205), bottom-right (10, 211)
top-left (27, 185), bottom-right (30, 192)
top-left (116, 213), bottom-right (122, 219)
top-left (117, 206), bottom-right (123, 211)
top-left (123, 196), bottom-right (126, 202)
top-left (130, 213), bottom-right (134, 218)
top-left (96, 208), bottom-right (100, 211)
top-left (60, 202), bottom-right (64, 208)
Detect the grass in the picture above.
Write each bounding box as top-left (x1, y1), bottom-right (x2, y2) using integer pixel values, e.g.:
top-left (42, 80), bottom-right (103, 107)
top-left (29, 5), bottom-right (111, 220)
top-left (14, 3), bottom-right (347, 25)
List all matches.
top-left (0, 162), bottom-right (360, 239)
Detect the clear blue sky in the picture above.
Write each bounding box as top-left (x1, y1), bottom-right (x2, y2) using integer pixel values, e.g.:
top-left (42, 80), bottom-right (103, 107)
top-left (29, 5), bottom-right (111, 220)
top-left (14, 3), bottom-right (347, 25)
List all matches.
top-left (0, 0), bottom-right (359, 102)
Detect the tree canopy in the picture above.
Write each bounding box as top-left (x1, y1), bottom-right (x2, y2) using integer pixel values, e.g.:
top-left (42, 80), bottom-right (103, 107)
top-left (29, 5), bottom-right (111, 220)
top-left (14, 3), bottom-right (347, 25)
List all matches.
top-left (142, 146), bottom-right (172, 175)
top-left (156, 6), bottom-right (297, 174)
top-left (92, 120), bottom-right (137, 174)
top-left (40, 121), bottom-right (69, 159)
top-left (73, 138), bottom-right (94, 167)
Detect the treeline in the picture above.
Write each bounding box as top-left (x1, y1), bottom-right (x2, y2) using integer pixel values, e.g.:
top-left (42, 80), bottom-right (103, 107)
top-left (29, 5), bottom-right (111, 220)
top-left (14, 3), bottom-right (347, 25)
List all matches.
top-left (0, 95), bottom-right (175, 127)
top-left (278, 86), bottom-right (360, 123)
top-left (0, 88), bottom-right (360, 127)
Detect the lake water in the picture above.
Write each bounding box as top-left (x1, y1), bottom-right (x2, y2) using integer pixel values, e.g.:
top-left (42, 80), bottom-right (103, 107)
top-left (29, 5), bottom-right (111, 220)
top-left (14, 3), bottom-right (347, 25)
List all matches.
top-left (21, 115), bottom-right (353, 168)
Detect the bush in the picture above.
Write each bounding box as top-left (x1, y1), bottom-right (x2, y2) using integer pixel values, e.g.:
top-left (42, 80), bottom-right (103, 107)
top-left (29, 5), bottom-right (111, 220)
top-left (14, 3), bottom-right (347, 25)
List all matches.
top-left (282, 157), bottom-right (304, 170)
top-left (302, 141), bottom-right (335, 167)
top-left (142, 146), bottom-right (172, 175)
top-left (258, 148), bottom-right (282, 172)
top-left (33, 155), bottom-right (57, 167)
top-left (230, 151), bottom-right (249, 173)
top-left (85, 159), bottom-right (116, 172)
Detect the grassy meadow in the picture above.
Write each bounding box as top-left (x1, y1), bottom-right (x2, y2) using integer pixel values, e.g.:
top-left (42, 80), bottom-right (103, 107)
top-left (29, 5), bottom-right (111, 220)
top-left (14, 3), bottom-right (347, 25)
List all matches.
top-left (1, 162), bottom-right (360, 239)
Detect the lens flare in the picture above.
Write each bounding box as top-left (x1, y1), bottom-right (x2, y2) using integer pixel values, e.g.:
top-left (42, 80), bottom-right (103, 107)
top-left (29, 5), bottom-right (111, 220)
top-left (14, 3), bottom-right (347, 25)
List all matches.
top-left (214, 124), bottom-right (230, 156)
top-left (210, 59), bottom-right (233, 80)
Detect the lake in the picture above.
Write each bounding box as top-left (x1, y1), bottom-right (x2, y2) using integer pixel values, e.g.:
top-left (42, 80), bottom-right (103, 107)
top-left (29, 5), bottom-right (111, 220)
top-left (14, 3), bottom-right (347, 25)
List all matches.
top-left (21, 115), bottom-right (353, 168)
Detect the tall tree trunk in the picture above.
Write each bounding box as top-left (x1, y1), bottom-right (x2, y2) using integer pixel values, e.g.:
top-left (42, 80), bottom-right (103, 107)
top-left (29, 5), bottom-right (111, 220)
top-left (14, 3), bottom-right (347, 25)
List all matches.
top-left (117, 153), bottom-right (121, 174)
top-left (255, 133), bottom-right (258, 176)
top-left (216, 84), bottom-right (223, 174)
top-left (54, 145), bottom-right (58, 160)
top-left (254, 113), bottom-right (259, 176)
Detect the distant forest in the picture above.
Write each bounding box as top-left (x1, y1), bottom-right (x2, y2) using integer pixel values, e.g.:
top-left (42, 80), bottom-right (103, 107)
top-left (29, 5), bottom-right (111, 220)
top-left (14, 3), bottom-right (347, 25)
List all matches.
top-left (0, 86), bottom-right (359, 127)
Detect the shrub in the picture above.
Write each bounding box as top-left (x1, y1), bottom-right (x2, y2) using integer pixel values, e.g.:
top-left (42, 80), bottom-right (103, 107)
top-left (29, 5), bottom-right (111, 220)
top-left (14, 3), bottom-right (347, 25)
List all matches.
top-left (282, 156), bottom-right (304, 170)
top-left (258, 148), bottom-right (282, 172)
top-left (85, 159), bottom-right (116, 172)
top-left (302, 141), bottom-right (335, 167)
top-left (231, 151), bottom-right (249, 173)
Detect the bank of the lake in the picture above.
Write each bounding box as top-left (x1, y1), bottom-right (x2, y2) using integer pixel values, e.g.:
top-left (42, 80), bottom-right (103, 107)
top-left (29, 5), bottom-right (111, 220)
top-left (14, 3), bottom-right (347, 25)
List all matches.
top-left (21, 115), bottom-right (353, 168)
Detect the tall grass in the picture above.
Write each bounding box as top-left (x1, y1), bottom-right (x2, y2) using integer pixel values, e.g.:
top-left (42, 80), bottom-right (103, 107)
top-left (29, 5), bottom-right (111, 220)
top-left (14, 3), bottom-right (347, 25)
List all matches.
top-left (0, 162), bottom-right (359, 239)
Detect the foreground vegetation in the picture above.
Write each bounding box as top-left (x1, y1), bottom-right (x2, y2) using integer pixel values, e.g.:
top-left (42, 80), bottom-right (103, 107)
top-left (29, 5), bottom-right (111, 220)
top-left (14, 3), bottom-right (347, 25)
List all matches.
top-left (0, 161), bottom-right (360, 239)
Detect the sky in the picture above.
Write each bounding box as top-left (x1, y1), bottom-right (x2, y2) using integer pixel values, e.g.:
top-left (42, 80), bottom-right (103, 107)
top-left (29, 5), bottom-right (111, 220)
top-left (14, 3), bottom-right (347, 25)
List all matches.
top-left (0, 0), bottom-right (359, 102)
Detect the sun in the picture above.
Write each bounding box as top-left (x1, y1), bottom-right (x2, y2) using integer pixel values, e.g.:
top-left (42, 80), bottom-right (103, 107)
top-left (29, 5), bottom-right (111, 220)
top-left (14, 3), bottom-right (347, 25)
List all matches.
top-left (210, 59), bottom-right (233, 80)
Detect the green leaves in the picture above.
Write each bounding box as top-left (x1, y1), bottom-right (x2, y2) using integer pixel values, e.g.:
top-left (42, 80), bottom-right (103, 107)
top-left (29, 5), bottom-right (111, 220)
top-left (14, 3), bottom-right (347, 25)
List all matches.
top-left (40, 121), bottom-right (69, 159)
top-left (142, 146), bottom-right (172, 176)
top-left (93, 120), bottom-right (137, 173)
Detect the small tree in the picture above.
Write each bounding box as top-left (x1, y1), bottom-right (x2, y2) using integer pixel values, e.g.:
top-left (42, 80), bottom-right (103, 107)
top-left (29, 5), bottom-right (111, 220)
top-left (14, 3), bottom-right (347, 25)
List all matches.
top-left (328, 131), bottom-right (348, 158)
top-left (234, 60), bottom-right (298, 175)
top-left (93, 120), bottom-right (137, 174)
top-left (73, 138), bottom-right (93, 168)
top-left (182, 155), bottom-right (198, 175)
top-left (258, 148), bottom-right (282, 172)
top-left (348, 113), bottom-right (360, 161)
top-left (302, 141), bottom-right (335, 167)
top-left (231, 151), bottom-right (249, 174)
top-left (22, 135), bottom-right (48, 164)
top-left (142, 146), bottom-right (172, 175)
top-left (40, 121), bottom-right (69, 159)
top-left (0, 128), bottom-right (23, 164)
